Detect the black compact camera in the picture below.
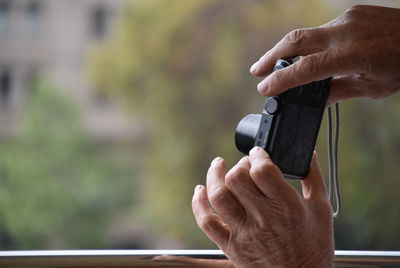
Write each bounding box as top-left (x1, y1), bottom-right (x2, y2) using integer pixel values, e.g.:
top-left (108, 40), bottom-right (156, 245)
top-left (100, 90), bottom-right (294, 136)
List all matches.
top-left (235, 58), bottom-right (331, 179)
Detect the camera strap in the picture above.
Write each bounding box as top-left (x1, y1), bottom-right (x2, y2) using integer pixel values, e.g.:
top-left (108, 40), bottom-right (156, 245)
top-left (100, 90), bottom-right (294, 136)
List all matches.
top-left (327, 103), bottom-right (341, 217)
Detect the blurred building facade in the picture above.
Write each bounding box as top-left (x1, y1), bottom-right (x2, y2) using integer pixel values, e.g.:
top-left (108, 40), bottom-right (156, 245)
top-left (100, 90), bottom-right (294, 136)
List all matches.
top-left (2, 0), bottom-right (399, 142)
top-left (0, 0), bottom-right (135, 141)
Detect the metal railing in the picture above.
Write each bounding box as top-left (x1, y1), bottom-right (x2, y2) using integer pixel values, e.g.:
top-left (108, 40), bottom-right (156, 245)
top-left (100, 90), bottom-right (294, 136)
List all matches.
top-left (1, 250), bottom-right (400, 267)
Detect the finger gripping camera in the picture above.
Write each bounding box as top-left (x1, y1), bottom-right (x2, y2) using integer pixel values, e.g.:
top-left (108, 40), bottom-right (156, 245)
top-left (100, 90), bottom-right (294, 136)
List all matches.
top-left (235, 59), bottom-right (331, 179)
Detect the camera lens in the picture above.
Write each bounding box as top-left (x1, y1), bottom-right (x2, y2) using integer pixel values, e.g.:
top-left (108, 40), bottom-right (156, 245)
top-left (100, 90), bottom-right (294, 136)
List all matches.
top-left (235, 114), bottom-right (262, 155)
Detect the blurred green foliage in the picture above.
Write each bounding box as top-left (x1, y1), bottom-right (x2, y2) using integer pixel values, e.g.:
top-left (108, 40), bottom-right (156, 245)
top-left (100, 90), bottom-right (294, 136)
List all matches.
top-left (333, 96), bottom-right (400, 250)
top-left (2, 0), bottom-right (399, 251)
top-left (90, 0), bottom-right (331, 248)
top-left (90, 0), bottom-right (400, 250)
top-left (0, 80), bottom-right (137, 249)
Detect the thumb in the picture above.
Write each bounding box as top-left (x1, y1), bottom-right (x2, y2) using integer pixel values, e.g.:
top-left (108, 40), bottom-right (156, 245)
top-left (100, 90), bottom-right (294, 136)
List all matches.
top-left (327, 75), bottom-right (370, 105)
top-left (301, 152), bottom-right (328, 200)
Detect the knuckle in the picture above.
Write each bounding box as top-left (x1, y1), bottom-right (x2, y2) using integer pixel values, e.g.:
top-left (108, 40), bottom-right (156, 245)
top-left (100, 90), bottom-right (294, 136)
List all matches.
top-left (285, 28), bottom-right (308, 47)
top-left (345, 4), bottom-right (366, 13)
top-left (297, 55), bottom-right (319, 76)
top-left (343, 5), bottom-right (368, 23)
top-left (208, 188), bottom-right (229, 208)
top-left (250, 161), bottom-right (280, 180)
top-left (285, 29), bottom-right (305, 45)
top-left (225, 167), bottom-right (248, 187)
top-left (344, 5), bottom-right (360, 16)
top-left (198, 215), bottom-right (215, 232)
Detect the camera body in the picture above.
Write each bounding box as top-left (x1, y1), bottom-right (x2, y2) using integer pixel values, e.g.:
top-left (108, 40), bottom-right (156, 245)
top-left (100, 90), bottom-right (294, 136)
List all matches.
top-left (235, 59), bottom-right (331, 179)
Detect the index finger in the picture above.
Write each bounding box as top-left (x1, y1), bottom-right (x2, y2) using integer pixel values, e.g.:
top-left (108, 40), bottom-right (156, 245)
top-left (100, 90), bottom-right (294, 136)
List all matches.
top-left (250, 27), bottom-right (329, 77)
top-left (257, 48), bottom-right (361, 97)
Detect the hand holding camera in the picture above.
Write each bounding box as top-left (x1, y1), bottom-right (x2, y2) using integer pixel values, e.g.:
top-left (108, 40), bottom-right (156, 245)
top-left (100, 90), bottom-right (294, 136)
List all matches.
top-left (193, 4), bottom-right (400, 268)
top-left (251, 5), bottom-right (400, 105)
top-left (236, 58), bottom-right (331, 179)
top-left (192, 149), bottom-right (334, 268)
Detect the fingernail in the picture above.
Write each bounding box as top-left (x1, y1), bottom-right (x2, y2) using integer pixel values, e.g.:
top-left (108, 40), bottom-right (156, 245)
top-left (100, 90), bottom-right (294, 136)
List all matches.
top-left (211, 157), bottom-right (222, 165)
top-left (195, 185), bottom-right (204, 193)
top-left (250, 146), bottom-right (261, 154)
top-left (257, 79), bottom-right (269, 95)
top-left (250, 61), bottom-right (259, 73)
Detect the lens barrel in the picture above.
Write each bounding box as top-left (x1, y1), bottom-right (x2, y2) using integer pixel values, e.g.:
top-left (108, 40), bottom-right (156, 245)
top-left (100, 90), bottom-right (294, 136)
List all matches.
top-left (234, 114), bottom-right (262, 155)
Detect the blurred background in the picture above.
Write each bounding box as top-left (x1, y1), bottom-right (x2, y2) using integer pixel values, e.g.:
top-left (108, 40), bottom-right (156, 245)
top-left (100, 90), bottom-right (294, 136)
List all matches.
top-left (0, 0), bottom-right (399, 251)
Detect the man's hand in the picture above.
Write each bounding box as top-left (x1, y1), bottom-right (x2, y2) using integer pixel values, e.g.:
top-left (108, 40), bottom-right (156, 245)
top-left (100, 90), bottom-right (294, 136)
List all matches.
top-left (250, 5), bottom-right (400, 105)
top-left (192, 147), bottom-right (333, 268)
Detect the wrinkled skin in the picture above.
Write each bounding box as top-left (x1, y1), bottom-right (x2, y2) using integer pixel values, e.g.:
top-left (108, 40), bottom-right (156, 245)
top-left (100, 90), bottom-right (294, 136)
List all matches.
top-left (190, 5), bottom-right (400, 268)
top-left (251, 5), bottom-right (400, 105)
top-left (193, 148), bottom-right (333, 268)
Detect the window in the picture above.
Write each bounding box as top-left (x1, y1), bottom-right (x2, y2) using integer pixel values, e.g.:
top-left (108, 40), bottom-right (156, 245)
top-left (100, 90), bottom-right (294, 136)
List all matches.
top-left (0, 68), bottom-right (12, 105)
top-left (90, 4), bottom-right (109, 39)
top-left (24, 1), bottom-right (43, 38)
top-left (0, 0), bottom-right (11, 38)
